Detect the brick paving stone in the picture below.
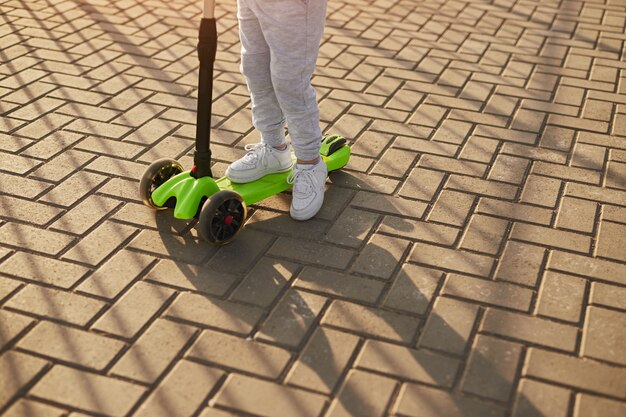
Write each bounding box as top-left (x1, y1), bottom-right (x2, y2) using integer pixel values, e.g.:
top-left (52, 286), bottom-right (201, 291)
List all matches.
top-left (379, 216), bottom-right (459, 245)
top-left (384, 265), bottom-right (442, 315)
top-left (325, 207), bottom-right (380, 248)
top-left (93, 281), bottom-right (174, 339)
top-left (443, 274), bottom-right (533, 311)
top-left (574, 394), bottom-right (626, 417)
top-left (295, 267), bottom-right (384, 304)
top-left (0, 276), bottom-right (20, 302)
top-left (445, 175), bottom-right (518, 200)
top-left (51, 195), bottom-right (120, 235)
top-left (582, 306), bottom-right (626, 366)
top-left (394, 383), bottom-right (506, 417)
top-left (63, 221), bottom-right (136, 266)
top-left (590, 282), bottom-right (626, 311)
top-left (206, 229), bottom-right (274, 274)
top-left (77, 250), bottom-right (153, 299)
top-left (487, 155), bottom-right (529, 184)
top-left (603, 204), bottom-right (626, 224)
top-left (460, 214), bottom-right (509, 255)
top-left (268, 237), bottom-right (354, 269)
top-left (459, 135), bottom-right (499, 163)
top-left (0, 351), bottom-right (48, 410)
top-left (0, 223), bottom-right (74, 256)
top-left (419, 297), bottom-right (479, 355)
top-left (549, 250), bottom-right (626, 285)
top-left (351, 233), bottom-right (410, 279)
top-left (112, 318), bottom-right (195, 384)
top-left (419, 154), bottom-right (487, 177)
top-left (3, 399), bottom-right (65, 417)
top-left (0, 195), bottom-right (64, 226)
top-left (134, 360), bottom-right (223, 417)
top-left (247, 210), bottom-right (328, 240)
top-left (5, 285), bottom-right (106, 326)
top-left (410, 243), bottom-right (495, 277)
top-left (510, 222), bottom-right (592, 253)
top-left (461, 335), bottom-right (522, 401)
top-left (286, 327), bottom-right (359, 394)
top-left (112, 203), bottom-right (191, 232)
top-left (0, 252), bottom-right (89, 288)
top-left (0, 173), bottom-right (50, 200)
top-left (524, 348), bottom-right (626, 398)
top-left (536, 270), bottom-right (586, 323)
top-left (198, 409), bottom-right (240, 417)
top-left (128, 229), bottom-right (218, 264)
top-left (350, 191), bottom-right (427, 219)
top-left (0, 309), bottom-right (34, 350)
top-left (257, 289), bottom-right (326, 348)
top-left (357, 340), bottom-right (461, 388)
top-left (428, 190), bottom-right (475, 227)
top-left (393, 136), bottom-right (458, 157)
top-left (40, 171), bottom-right (107, 207)
top-left (482, 308), bottom-right (577, 351)
top-left (30, 365), bottom-right (146, 417)
top-left (571, 143), bottom-right (606, 171)
top-left (606, 161), bottom-right (626, 191)
top-left (189, 328), bottom-right (291, 378)
top-left (326, 370), bottom-right (397, 417)
top-left (145, 258), bottom-right (236, 297)
top-left (532, 161), bottom-right (601, 185)
top-left (31, 150), bottom-right (95, 183)
top-left (476, 198), bottom-right (553, 225)
top-left (371, 148), bottom-right (417, 178)
top-left (17, 321), bottom-right (125, 370)
top-left (0, 152), bottom-right (41, 175)
top-left (596, 221), bottom-right (626, 262)
top-left (229, 257), bottom-right (297, 307)
top-left (214, 374), bottom-right (327, 417)
top-left (565, 183), bottom-right (626, 206)
top-left (166, 293), bottom-right (264, 336)
top-left (556, 197), bottom-right (598, 233)
top-left (323, 300), bottom-right (419, 344)
top-left (520, 175), bottom-right (561, 207)
top-left (399, 167), bottom-right (446, 201)
top-left (511, 379), bottom-right (570, 417)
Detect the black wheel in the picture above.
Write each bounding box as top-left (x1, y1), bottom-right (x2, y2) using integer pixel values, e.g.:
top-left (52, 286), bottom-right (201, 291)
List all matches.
top-left (139, 158), bottom-right (184, 210)
top-left (198, 190), bottom-right (247, 244)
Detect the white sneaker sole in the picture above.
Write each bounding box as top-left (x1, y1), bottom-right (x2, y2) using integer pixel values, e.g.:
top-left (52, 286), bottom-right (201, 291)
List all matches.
top-left (290, 194), bottom-right (324, 221)
top-left (226, 163), bottom-right (293, 184)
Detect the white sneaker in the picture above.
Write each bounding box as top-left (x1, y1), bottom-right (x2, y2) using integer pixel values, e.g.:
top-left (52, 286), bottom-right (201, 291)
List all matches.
top-left (287, 159), bottom-right (327, 221)
top-left (225, 143), bottom-right (293, 183)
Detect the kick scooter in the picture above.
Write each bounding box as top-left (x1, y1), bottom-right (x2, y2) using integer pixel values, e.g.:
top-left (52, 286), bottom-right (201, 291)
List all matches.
top-left (139, 0), bottom-right (350, 245)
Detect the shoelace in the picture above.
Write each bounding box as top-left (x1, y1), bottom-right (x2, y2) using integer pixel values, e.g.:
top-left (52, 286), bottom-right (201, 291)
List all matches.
top-left (242, 143), bottom-right (270, 168)
top-left (287, 167), bottom-right (318, 197)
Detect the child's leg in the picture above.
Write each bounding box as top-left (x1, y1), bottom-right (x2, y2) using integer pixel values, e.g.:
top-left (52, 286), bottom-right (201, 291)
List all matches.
top-left (249, 0), bottom-right (328, 163)
top-left (237, 0), bottom-right (286, 148)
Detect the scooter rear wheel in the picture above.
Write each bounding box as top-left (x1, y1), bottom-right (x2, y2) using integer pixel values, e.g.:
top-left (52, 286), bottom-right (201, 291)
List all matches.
top-left (198, 190), bottom-right (247, 244)
top-left (139, 158), bottom-right (184, 210)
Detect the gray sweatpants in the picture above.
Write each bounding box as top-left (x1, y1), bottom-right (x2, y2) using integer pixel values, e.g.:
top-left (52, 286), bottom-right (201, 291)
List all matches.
top-left (237, 0), bottom-right (327, 161)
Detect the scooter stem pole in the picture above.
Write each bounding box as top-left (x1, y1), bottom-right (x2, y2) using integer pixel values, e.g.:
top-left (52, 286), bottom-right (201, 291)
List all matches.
top-left (193, 0), bottom-right (217, 178)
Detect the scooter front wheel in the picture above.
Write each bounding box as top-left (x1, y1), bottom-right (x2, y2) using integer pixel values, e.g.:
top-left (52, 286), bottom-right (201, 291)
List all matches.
top-left (198, 190), bottom-right (247, 244)
top-left (139, 158), bottom-right (184, 210)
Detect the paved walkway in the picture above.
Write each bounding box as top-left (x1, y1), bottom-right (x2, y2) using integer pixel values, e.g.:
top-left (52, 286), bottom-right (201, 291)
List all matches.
top-left (1, 0), bottom-right (626, 416)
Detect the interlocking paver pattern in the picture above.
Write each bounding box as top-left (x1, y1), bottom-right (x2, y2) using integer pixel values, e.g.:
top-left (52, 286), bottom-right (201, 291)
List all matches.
top-left (1, 0), bottom-right (626, 415)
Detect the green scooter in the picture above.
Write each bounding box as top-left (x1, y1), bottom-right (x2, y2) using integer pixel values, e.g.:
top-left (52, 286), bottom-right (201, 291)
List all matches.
top-left (139, 0), bottom-right (350, 244)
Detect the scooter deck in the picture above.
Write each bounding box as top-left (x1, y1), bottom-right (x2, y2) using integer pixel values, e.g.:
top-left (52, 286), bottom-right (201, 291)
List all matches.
top-left (150, 144), bottom-right (350, 219)
top-left (219, 145), bottom-right (350, 206)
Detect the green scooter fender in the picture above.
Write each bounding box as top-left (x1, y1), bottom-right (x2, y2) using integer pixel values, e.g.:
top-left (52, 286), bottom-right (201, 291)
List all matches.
top-left (150, 172), bottom-right (220, 219)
